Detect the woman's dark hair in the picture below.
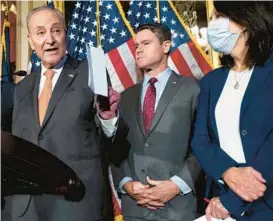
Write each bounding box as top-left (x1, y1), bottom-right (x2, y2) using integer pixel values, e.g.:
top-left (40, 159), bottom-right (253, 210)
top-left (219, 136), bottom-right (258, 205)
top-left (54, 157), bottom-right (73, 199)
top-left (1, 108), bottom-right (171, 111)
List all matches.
top-left (213, 1), bottom-right (273, 68)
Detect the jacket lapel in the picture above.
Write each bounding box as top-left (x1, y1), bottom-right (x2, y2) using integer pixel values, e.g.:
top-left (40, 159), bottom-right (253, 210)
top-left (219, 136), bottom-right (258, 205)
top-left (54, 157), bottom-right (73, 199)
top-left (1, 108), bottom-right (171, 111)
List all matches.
top-left (31, 69), bottom-right (42, 131)
top-left (210, 63), bottom-right (272, 137)
top-left (148, 72), bottom-right (182, 136)
top-left (40, 59), bottom-right (79, 129)
top-left (240, 65), bottom-right (271, 120)
top-left (135, 83), bottom-right (146, 137)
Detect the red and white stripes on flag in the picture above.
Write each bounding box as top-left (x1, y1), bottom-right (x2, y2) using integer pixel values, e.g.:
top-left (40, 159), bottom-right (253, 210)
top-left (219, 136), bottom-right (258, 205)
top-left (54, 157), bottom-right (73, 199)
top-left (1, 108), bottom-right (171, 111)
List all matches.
top-left (106, 38), bottom-right (137, 92)
top-left (106, 34), bottom-right (213, 93)
top-left (109, 0), bottom-right (214, 93)
top-left (169, 41), bottom-right (213, 80)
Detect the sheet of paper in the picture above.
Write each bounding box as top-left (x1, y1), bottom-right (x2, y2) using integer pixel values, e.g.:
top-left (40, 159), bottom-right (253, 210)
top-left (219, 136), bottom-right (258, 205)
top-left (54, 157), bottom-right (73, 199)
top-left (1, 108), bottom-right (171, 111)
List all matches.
top-left (194, 215), bottom-right (236, 221)
top-left (86, 44), bottom-right (108, 97)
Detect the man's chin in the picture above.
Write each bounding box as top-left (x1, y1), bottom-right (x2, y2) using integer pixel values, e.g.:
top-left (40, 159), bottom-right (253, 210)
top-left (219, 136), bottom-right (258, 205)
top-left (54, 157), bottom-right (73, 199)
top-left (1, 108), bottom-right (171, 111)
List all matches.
top-left (42, 58), bottom-right (62, 68)
top-left (136, 63), bottom-right (147, 69)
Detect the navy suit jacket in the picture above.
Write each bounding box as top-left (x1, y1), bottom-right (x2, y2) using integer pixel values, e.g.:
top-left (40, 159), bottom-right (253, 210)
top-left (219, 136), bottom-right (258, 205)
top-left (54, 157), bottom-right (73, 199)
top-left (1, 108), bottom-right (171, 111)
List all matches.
top-left (192, 54), bottom-right (273, 218)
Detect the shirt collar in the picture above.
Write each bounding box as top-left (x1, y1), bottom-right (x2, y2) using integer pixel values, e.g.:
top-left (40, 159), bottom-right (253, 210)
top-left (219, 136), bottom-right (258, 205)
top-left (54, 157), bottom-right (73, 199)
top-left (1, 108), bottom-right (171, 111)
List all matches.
top-left (143, 67), bottom-right (172, 87)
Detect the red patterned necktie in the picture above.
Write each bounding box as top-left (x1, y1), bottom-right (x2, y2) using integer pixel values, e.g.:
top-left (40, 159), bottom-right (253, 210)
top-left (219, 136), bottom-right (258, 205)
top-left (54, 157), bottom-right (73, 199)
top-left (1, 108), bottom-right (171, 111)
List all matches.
top-left (143, 77), bottom-right (157, 133)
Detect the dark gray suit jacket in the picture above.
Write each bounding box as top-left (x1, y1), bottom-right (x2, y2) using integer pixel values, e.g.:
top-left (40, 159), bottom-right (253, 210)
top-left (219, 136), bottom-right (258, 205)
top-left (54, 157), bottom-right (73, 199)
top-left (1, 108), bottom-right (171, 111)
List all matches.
top-left (8, 58), bottom-right (104, 221)
top-left (112, 72), bottom-right (201, 221)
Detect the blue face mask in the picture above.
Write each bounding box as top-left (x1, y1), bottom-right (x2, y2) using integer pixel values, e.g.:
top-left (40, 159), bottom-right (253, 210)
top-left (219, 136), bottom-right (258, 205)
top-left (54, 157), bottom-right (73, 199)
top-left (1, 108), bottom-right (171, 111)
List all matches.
top-left (207, 17), bottom-right (241, 55)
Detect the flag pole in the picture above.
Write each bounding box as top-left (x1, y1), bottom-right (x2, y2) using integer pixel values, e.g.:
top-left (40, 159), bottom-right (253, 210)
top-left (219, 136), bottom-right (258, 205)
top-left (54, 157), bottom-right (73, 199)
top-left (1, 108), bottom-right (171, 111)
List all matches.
top-left (115, 0), bottom-right (135, 37)
top-left (156, 0), bottom-right (160, 23)
top-left (96, 0), bottom-right (101, 47)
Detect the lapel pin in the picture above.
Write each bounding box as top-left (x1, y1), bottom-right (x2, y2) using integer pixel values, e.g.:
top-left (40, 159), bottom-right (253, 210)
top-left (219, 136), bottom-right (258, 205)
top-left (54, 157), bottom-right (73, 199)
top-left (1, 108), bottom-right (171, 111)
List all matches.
top-left (68, 74), bottom-right (74, 78)
top-left (172, 81), bottom-right (177, 85)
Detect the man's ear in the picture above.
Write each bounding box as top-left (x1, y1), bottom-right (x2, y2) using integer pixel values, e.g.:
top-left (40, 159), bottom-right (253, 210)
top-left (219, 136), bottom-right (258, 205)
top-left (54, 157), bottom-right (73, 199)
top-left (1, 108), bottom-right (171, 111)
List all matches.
top-left (163, 40), bottom-right (171, 54)
top-left (28, 34), bottom-right (35, 50)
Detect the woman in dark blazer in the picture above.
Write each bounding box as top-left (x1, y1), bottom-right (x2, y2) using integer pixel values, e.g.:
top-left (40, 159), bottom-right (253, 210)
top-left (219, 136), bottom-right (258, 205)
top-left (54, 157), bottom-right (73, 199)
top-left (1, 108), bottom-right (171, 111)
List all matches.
top-left (192, 1), bottom-right (273, 221)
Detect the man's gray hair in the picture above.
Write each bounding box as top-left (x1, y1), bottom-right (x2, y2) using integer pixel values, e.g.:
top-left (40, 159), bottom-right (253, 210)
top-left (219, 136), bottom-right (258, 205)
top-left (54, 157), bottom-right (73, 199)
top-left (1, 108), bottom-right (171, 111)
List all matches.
top-left (26, 6), bottom-right (66, 31)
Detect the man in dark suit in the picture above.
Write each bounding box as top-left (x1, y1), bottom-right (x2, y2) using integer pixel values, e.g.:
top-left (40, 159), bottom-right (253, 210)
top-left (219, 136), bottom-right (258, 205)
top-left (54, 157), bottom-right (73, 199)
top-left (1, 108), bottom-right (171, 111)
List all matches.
top-left (3, 6), bottom-right (122, 221)
top-left (112, 23), bottom-right (201, 221)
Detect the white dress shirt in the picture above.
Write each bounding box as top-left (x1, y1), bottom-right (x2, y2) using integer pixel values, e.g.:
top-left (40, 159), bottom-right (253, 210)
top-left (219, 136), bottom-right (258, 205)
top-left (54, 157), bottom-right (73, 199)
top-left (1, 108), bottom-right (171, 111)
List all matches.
top-left (215, 66), bottom-right (254, 163)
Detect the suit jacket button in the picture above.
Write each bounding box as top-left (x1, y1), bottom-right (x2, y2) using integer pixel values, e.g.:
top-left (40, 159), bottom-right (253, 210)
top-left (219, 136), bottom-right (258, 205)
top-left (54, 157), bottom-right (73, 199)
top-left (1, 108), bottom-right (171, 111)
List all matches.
top-left (38, 134), bottom-right (44, 140)
top-left (141, 169), bottom-right (146, 174)
top-left (241, 130), bottom-right (248, 136)
top-left (144, 142), bottom-right (149, 147)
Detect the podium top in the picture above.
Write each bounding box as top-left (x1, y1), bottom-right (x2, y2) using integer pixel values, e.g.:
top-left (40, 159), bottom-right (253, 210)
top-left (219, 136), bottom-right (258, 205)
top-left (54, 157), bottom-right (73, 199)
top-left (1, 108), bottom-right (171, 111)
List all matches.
top-left (1, 131), bottom-right (85, 201)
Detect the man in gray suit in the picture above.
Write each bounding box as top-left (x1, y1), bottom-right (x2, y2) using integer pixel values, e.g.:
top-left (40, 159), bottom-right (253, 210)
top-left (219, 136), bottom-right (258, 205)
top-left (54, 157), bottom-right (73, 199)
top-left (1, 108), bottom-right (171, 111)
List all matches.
top-left (3, 6), bottom-right (123, 221)
top-left (112, 23), bottom-right (201, 221)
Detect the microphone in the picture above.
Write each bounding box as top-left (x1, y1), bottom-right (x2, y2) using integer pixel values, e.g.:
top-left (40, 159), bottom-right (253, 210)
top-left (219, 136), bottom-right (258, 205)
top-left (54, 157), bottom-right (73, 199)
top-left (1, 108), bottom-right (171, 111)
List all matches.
top-left (12, 71), bottom-right (27, 76)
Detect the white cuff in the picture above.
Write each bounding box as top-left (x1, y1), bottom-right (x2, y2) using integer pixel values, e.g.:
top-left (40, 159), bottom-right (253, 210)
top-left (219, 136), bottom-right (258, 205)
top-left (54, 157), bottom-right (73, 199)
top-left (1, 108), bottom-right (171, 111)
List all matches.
top-left (98, 114), bottom-right (118, 137)
top-left (119, 177), bottom-right (133, 194)
top-left (170, 175), bottom-right (192, 195)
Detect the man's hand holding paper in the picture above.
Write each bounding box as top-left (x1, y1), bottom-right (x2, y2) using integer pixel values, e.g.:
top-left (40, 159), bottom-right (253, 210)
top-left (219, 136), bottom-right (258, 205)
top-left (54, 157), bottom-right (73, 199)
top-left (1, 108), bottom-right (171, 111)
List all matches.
top-left (97, 87), bottom-right (120, 120)
top-left (86, 44), bottom-right (120, 120)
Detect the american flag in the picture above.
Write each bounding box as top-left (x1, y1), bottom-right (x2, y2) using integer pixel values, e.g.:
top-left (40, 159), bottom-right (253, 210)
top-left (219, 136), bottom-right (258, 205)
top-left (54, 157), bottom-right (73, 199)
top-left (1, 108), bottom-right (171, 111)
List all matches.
top-left (67, 0), bottom-right (137, 92)
top-left (127, 0), bottom-right (212, 79)
top-left (66, 1), bottom-right (96, 60)
top-left (29, 52), bottom-right (41, 72)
